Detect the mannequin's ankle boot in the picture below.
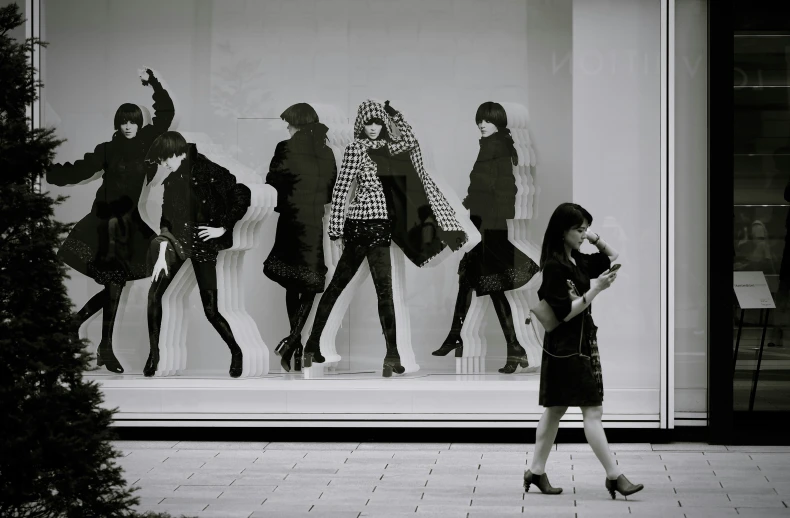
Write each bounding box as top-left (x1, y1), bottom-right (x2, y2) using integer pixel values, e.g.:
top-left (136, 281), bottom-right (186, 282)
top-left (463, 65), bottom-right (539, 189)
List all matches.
top-left (294, 344), bottom-right (304, 371)
top-left (229, 346), bottom-right (243, 378)
top-left (432, 332), bottom-right (463, 357)
top-left (303, 339), bottom-right (325, 367)
top-left (97, 340), bottom-right (124, 373)
top-left (433, 283), bottom-right (471, 357)
top-left (499, 342), bottom-right (529, 374)
top-left (383, 351), bottom-right (406, 378)
top-left (143, 348), bottom-right (160, 377)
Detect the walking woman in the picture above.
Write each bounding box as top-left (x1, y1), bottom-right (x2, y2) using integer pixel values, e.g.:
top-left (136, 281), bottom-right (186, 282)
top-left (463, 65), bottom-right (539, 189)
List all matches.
top-left (263, 103), bottom-right (337, 372)
top-left (303, 99), bottom-right (467, 377)
top-left (47, 68), bottom-right (174, 373)
top-left (523, 202), bottom-right (643, 499)
top-left (432, 102), bottom-right (539, 373)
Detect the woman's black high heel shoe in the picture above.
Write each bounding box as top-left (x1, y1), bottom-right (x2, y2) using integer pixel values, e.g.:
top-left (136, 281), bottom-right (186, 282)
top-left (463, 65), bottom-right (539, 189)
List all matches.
top-left (96, 341), bottom-right (124, 374)
top-left (431, 333), bottom-right (463, 357)
top-left (143, 348), bottom-right (160, 377)
top-left (229, 349), bottom-right (243, 378)
top-left (523, 470), bottom-right (563, 494)
top-left (499, 342), bottom-right (529, 374)
top-left (605, 474), bottom-right (644, 499)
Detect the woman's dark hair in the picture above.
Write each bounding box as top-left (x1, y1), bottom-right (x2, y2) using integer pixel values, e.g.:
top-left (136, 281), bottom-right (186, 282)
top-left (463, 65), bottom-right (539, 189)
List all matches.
top-left (357, 117), bottom-right (391, 141)
top-left (114, 103), bottom-right (144, 131)
top-left (475, 101), bottom-right (508, 129)
top-left (281, 103), bottom-right (320, 129)
top-left (539, 202), bottom-right (594, 269)
top-left (476, 101), bottom-right (518, 165)
top-left (145, 131), bottom-right (189, 164)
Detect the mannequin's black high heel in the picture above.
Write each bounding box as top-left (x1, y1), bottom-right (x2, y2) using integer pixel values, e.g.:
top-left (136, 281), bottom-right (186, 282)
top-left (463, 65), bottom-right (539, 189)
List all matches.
top-left (229, 349), bottom-right (243, 378)
top-left (276, 336), bottom-right (299, 372)
top-left (605, 474), bottom-right (644, 499)
top-left (96, 341), bottom-right (124, 374)
top-left (382, 358), bottom-right (406, 378)
top-left (303, 340), bottom-right (325, 367)
top-left (293, 344), bottom-right (304, 372)
top-left (523, 470), bottom-right (563, 494)
top-left (499, 341), bottom-right (529, 374)
top-left (143, 348), bottom-right (160, 377)
top-left (432, 333), bottom-right (463, 357)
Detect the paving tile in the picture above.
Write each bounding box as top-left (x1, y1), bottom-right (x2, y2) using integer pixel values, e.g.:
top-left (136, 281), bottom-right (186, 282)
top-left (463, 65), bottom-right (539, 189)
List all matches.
top-left (728, 494), bottom-right (789, 507)
top-left (449, 443), bottom-right (535, 451)
top-left (264, 442), bottom-right (359, 451)
top-left (680, 510), bottom-right (740, 518)
top-left (652, 443), bottom-right (729, 452)
top-left (735, 510), bottom-right (790, 518)
top-left (175, 441), bottom-right (269, 450)
top-left (112, 440), bottom-right (179, 449)
top-left (358, 442), bottom-right (451, 451)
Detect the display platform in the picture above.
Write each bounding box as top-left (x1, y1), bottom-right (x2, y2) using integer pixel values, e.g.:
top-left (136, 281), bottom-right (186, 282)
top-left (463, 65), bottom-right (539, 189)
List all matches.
top-left (87, 369), bottom-right (661, 428)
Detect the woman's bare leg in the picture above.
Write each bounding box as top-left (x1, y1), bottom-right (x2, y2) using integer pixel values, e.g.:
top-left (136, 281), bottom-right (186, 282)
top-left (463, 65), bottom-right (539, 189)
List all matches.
top-left (529, 406), bottom-right (567, 474)
top-left (581, 405), bottom-right (621, 479)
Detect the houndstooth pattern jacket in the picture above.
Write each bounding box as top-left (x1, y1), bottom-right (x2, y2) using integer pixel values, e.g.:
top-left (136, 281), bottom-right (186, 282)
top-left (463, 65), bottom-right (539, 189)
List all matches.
top-left (328, 100), bottom-right (466, 244)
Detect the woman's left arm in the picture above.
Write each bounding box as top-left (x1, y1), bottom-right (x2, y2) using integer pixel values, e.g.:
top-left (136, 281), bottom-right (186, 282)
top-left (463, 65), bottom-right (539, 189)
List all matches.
top-left (586, 230), bottom-right (619, 262)
top-left (387, 112), bottom-right (418, 156)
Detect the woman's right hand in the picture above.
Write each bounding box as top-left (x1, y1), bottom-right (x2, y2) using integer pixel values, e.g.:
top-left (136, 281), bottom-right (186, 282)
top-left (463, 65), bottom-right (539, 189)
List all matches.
top-left (590, 269), bottom-right (618, 293)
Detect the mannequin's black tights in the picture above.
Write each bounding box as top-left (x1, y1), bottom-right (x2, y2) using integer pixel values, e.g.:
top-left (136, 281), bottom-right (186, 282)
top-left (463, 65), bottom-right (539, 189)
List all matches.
top-left (285, 289), bottom-right (301, 328)
top-left (306, 243), bottom-right (396, 358)
top-left (490, 291), bottom-right (518, 344)
top-left (148, 260), bottom-right (240, 356)
top-left (75, 283), bottom-right (124, 345)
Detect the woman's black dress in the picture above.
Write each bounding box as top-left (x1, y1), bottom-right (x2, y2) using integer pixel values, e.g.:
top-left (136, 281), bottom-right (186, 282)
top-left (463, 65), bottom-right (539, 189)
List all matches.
top-left (538, 250), bottom-right (611, 407)
top-left (46, 77), bottom-right (174, 285)
top-left (263, 124), bottom-right (337, 293)
top-left (458, 132), bottom-right (539, 295)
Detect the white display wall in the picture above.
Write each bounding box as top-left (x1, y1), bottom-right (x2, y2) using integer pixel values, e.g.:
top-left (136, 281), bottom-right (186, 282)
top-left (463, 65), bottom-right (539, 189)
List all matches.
top-left (37, 0), bottom-right (676, 426)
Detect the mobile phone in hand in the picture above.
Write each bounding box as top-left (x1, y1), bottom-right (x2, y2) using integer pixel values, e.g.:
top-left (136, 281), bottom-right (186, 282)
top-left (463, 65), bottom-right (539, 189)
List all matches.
top-left (609, 264), bottom-right (621, 273)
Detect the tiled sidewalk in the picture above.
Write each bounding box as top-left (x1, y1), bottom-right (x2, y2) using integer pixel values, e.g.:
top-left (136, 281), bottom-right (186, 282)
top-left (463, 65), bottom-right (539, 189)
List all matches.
top-left (117, 441), bottom-right (790, 518)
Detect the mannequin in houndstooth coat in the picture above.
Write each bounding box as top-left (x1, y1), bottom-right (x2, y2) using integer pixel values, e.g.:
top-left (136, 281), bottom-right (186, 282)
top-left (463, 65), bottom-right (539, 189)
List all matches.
top-left (302, 99), bottom-right (468, 377)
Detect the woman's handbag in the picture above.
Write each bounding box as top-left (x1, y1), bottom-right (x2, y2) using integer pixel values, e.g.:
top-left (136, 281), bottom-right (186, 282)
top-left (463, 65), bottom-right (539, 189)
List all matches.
top-left (527, 299), bottom-right (562, 333)
top-left (525, 280), bottom-right (589, 359)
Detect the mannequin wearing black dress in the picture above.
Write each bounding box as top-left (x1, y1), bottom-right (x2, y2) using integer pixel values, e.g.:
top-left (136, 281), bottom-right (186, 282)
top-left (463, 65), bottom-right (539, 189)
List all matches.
top-left (263, 103), bottom-right (337, 372)
top-left (432, 102), bottom-right (538, 373)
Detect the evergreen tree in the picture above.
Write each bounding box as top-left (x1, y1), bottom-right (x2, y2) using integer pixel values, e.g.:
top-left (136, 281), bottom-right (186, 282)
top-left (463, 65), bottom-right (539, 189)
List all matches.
top-left (0, 5), bottom-right (149, 516)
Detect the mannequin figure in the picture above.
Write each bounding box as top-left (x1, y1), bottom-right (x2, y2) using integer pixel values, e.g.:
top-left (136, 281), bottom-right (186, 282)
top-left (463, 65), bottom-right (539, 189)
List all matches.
top-left (303, 99), bottom-right (467, 377)
top-left (432, 102), bottom-right (539, 373)
top-left (143, 131), bottom-right (251, 377)
top-left (263, 103), bottom-right (337, 372)
top-left (46, 67), bottom-right (174, 373)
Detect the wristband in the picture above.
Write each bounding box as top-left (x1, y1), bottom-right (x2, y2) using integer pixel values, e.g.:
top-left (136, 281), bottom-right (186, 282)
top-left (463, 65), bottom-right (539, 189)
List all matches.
top-left (588, 233), bottom-right (600, 245)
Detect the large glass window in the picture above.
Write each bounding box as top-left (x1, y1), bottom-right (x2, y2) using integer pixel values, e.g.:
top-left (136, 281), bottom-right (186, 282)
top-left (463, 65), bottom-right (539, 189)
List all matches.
top-left (41, 0), bottom-right (667, 424)
top-left (733, 26), bottom-right (790, 412)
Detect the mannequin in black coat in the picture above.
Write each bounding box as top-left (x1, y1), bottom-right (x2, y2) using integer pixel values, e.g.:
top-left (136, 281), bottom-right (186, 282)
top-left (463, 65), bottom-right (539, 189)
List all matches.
top-left (263, 103), bottom-right (337, 372)
top-left (46, 67), bottom-right (174, 373)
top-left (143, 132), bottom-right (252, 377)
top-left (432, 102), bottom-right (539, 373)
